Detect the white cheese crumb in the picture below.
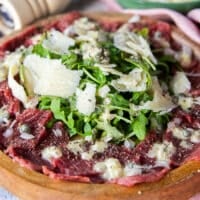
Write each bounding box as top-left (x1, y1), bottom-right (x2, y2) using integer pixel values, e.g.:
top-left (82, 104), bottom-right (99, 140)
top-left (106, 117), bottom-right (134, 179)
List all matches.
top-left (171, 71), bottom-right (191, 95)
top-left (172, 127), bottom-right (189, 140)
top-left (76, 83), bottom-right (96, 116)
top-left (91, 141), bottom-right (108, 153)
top-left (20, 132), bottom-right (35, 140)
top-left (23, 54), bottom-right (82, 98)
top-left (67, 139), bottom-right (84, 155)
top-left (94, 158), bottom-right (123, 180)
top-left (43, 29), bottom-right (75, 54)
top-left (191, 130), bottom-right (200, 144)
top-left (178, 96), bottom-right (194, 110)
top-left (124, 140), bottom-right (135, 149)
top-left (41, 146), bottom-right (62, 162)
top-left (123, 163), bottom-right (143, 177)
top-left (180, 141), bottom-right (193, 149)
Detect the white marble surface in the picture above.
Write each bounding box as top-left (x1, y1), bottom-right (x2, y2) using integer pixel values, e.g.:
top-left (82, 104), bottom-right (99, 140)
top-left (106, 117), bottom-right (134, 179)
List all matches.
top-left (0, 0), bottom-right (108, 199)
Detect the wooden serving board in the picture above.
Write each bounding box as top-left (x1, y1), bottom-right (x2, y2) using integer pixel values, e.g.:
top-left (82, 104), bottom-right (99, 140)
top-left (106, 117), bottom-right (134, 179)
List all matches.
top-left (0, 12), bottom-right (200, 200)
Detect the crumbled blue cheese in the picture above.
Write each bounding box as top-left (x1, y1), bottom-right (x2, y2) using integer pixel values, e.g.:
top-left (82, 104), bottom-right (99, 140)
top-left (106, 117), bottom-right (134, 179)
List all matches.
top-left (178, 96), bottom-right (194, 110)
top-left (171, 71), bottom-right (191, 95)
top-left (67, 139), bottom-right (84, 155)
top-left (180, 140), bottom-right (193, 149)
top-left (178, 96), bottom-right (200, 110)
top-left (123, 163), bottom-right (143, 176)
top-left (67, 139), bottom-right (107, 161)
top-left (148, 141), bottom-right (176, 163)
top-left (43, 29), bottom-right (75, 54)
top-left (76, 83), bottom-right (96, 116)
top-left (41, 146), bottom-right (62, 162)
top-left (23, 54), bottom-right (82, 98)
top-left (191, 130), bottom-right (200, 144)
top-left (94, 158), bottom-right (123, 180)
top-left (113, 25), bottom-right (157, 64)
top-left (172, 127), bottom-right (189, 140)
top-left (81, 140), bottom-right (108, 160)
top-left (111, 68), bottom-right (147, 92)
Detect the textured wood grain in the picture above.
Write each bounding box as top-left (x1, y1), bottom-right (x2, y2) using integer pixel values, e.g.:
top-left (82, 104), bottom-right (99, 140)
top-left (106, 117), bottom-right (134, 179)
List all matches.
top-left (0, 12), bottom-right (199, 200)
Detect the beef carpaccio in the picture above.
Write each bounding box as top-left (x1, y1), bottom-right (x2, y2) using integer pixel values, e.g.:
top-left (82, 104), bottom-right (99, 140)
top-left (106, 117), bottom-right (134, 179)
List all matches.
top-left (0, 11), bottom-right (199, 187)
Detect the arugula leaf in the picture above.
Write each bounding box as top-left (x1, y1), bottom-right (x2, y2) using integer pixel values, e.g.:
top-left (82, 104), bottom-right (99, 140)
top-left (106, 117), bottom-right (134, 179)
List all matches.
top-left (62, 53), bottom-right (78, 68)
top-left (131, 92), bottom-right (153, 105)
top-left (132, 113), bottom-right (148, 141)
top-left (50, 98), bottom-right (68, 124)
top-left (150, 112), bottom-right (169, 131)
top-left (32, 43), bottom-right (60, 59)
top-left (97, 121), bottom-right (124, 142)
top-left (109, 93), bottom-right (129, 108)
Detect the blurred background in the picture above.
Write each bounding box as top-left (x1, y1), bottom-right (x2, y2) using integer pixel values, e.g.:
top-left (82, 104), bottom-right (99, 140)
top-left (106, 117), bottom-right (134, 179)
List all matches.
top-left (0, 0), bottom-right (199, 37)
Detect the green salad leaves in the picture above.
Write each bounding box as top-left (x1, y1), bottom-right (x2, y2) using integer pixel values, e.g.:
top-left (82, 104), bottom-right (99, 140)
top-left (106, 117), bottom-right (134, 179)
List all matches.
top-left (31, 22), bottom-right (174, 144)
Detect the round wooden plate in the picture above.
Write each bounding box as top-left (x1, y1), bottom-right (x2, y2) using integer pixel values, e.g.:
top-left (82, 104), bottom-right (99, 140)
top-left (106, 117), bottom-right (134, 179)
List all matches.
top-left (0, 12), bottom-right (200, 200)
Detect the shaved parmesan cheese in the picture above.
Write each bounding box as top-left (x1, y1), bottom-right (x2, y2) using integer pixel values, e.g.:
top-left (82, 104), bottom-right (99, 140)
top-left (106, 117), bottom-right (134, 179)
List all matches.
top-left (131, 78), bottom-right (175, 113)
top-left (41, 146), bottom-right (62, 162)
top-left (94, 158), bottom-right (123, 180)
top-left (76, 83), bottom-right (96, 116)
top-left (114, 25), bottom-right (157, 64)
top-left (43, 29), bottom-right (75, 54)
top-left (98, 85), bottom-right (110, 98)
top-left (3, 52), bottom-right (22, 69)
top-left (23, 54), bottom-right (82, 98)
top-left (148, 141), bottom-right (176, 163)
top-left (4, 52), bottom-right (26, 101)
top-left (95, 63), bottom-right (122, 76)
top-left (171, 71), bottom-right (191, 95)
top-left (8, 63), bottom-right (28, 107)
top-left (0, 65), bottom-right (7, 82)
top-left (111, 68), bottom-right (147, 92)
